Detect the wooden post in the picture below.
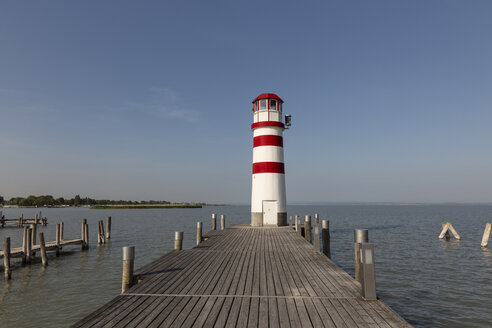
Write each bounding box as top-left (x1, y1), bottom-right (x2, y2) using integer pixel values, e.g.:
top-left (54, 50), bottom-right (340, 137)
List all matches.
top-left (481, 223), bottom-right (492, 248)
top-left (56, 223), bottom-right (61, 256)
top-left (60, 221), bottom-right (64, 241)
top-left (313, 224), bottom-right (320, 251)
top-left (439, 222), bottom-right (461, 240)
top-left (296, 216), bottom-right (302, 236)
top-left (294, 215), bottom-right (298, 232)
top-left (3, 237), bottom-right (11, 279)
top-left (304, 215), bottom-right (312, 243)
top-left (39, 232), bottom-right (48, 266)
top-left (220, 215), bottom-right (226, 230)
top-left (30, 223), bottom-right (37, 256)
top-left (35, 213), bottom-right (38, 224)
top-left (211, 213), bottom-right (217, 230)
top-left (196, 222), bottom-right (202, 245)
top-left (289, 215), bottom-right (293, 228)
top-left (81, 219), bottom-right (87, 249)
top-left (321, 220), bottom-right (331, 258)
top-left (121, 246), bottom-right (135, 293)
top-left (26, 228), bottom-right (32, 264)
top-left (22, 226), bottom-right (28, 264)
top-left (21, 213), bottom-right (24, 226)
top-left (106, 216), bottom-right (111, 239)
top-left (84, 222), bottom-right (89, 249)
top-left (174, 232), bottom-right (183, 251)
top-left (314, 213), bottom-right (319, 225)
top-left (98, 220), bottom-right (106, 244)
top-left (360, 243), bottom-right (377, 300)
top-left (354, 229), bottom-right (369, 283)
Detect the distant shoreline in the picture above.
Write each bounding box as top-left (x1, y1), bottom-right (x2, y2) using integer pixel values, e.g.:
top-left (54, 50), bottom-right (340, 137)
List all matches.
top-left (91, 204), bottom-right (202, 209)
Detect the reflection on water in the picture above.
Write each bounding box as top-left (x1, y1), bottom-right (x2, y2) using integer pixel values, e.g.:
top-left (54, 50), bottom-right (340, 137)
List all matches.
top-left (0, 205), bottom-right (491, 327)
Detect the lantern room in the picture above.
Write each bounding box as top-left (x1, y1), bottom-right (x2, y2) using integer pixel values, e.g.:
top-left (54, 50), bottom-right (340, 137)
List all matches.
top-left (252, 93), bottom-right (284, 124)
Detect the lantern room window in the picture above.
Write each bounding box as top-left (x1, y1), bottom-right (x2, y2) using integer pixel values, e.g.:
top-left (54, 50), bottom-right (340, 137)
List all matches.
top-left (259, 99), bottom-right (267, 110)
top-left (270, 99), bottom-right (277, 110)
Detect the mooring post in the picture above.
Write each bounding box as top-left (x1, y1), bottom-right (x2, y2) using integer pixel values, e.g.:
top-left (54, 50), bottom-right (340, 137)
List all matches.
top-left (220, 215), bottom-right (226, 230)
top-left (294, 215), bottom-right (298, 232)
top-left (304, 215), bottom-right (312, 243)
top-left (314, 213), bottom-right (319, 225)
top-left (313, 224), bottom-right (320, 251)
top-left (296, 216), bottom-right (302, 236)
top-left (196, 222), bottom-right (203, 245)
top-left (174, 232), bottom-right (183, 251)
top-left (3, 237), bottom-right (11, 279)
top-left (354, 229), bottom-right (369, 283)
top-left (212, 213), bottom-right (217, 231)
top-left (39, 232), bottom-right (48, 266)
top-left (22, 226), bottom-right (28, 264)
top-left (84, 222), bottom-right (89, 249)
top-left (481, 223), bottom-right (492, 248)
top-left (98, 220), bottom-right (105, 244)
top-left (81, 219), bottom-right (87, 249)
top-left (321, 220), bottom-right (331, 258)
top-left (106, 216), bottom-right (111, 239)
top-left (121, 246), bottom-right (135, 293)
top-left (60, 221), bottom-right (64, 241)
top-left (26, 228), bottom-right (32, 264)
top-left (289, 215), bottom-right (293, 228)
top-left (35, 213), bottom-right (38, 224)
top-left (30, 223), bottom-right (37, 256)
top-left (360, 243), bottom-right (377, 300)
top-left (56, 223), bottom-right (61, 256)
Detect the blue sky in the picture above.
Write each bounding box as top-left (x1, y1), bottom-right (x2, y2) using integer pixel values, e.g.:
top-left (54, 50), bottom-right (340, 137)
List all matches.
top-left (1, 1), bottom-right (492, 203)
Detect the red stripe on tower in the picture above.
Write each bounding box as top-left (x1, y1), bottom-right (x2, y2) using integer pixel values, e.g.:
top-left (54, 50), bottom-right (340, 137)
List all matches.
top-left (252, 162), bottom-right (285, 174)
top-left (251, 121), bottom-right (285, 130)
top-left (253, 135), bottom-right (283, 148)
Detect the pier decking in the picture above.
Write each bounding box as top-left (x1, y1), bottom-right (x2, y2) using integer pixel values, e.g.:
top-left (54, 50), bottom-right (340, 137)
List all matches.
top-left (72, 225), bottom-right (411, 327)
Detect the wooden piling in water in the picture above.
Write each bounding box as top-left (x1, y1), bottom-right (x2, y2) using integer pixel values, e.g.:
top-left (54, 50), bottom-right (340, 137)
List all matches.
top-left (321, 220), bottom-right (331, 258)
top-left (314, 213), bottom-right (319, 225)
top-left (26, 228), bottom-right (32, 264)
top-left (196, 222), bottom-right (202, 245)
top-left (61, 221), bottom-right (65, 241)
top-left (481, 223), bottom-right (491, 248)
top-left (84, 222), bottom-right (89, 249)
top-left (106, 216), bottom-right (111, 239)
top-left (22, 227), bottom-right (28, 264)
top-left (98, 220), bottom-right (105, 244)
top-left (211, 214), bottom-right (217, 231)
top-left (3, 237), bottom-right (11, 279)
top-left (439, 222), bottom-right (461, 240)
top-left (220, 215), bottom-right (226, 230)
top-left (174, 232), bottom-right (183, 251)
top-left (81, 219), bottom-right (87, 249)
top-left (304, 215), bottom-right (312, 243)
top-left (56, 224), bottom-right (61, 256)
top-left (39, 232), bottom-right (48, 266)
top-left (121, 246), bottom-right (135, 293)
top-left (354, 229), bottom-right (369, 283)
top-left (30, 223), bottom-right (37, 256)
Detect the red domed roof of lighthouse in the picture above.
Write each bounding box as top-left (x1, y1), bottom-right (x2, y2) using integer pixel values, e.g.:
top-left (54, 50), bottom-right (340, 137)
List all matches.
top-left (252, 93), bottom-right (284, 103)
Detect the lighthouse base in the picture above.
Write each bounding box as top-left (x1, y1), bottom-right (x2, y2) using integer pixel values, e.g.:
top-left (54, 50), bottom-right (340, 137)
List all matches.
top-left (251, 212), bottom-right (287, 227)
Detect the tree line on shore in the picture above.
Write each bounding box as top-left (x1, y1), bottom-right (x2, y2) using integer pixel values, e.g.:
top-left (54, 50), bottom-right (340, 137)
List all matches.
top-left (0, 194), bottom-right (186, 207)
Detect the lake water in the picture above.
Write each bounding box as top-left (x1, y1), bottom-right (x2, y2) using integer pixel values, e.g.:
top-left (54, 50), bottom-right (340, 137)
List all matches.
top-left (0, 205), bottom-right (491, 327)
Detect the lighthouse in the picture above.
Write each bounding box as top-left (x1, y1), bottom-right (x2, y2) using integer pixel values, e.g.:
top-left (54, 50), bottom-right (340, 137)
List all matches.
top-left (251, 93), bottom-right (291, 226)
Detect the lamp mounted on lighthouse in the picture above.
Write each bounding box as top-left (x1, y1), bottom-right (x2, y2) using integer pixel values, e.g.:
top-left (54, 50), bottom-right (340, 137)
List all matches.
top-left (250, 93), bottom-right (291, 226)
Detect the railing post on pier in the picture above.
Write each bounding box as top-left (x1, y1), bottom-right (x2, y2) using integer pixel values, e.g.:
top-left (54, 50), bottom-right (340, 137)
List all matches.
top-left (56, 223), bottom-right (61, 256)
top-left (196, 222), bottom-right (203, 245)
top-left (30, 223), bottom-right (37, 256)
top-left (22, 226), bottom-right (28, 264)
top-left (26, 228), bottom-right (32, 264)
top-left (39, 232), bottom-right (48, 266)
top-left (481, 223), bottom-right (492, 248)
top-left (212, 214), bottom-right (217, 231)
top-left (174, 232), bottom-right (183, 251)
top-left (220, 215), bottom-right (226, 230)
top-left (106, 216), bottom-right (112, 239)
top-left (321, 220), bottom-right (331, 258)
top-left (121, 246), bottom-right (135, 293)
top-left (314, 213), bottom-right (319, 225)
top-left (3, 237), bottom-right (11, 280)
top-left (354, 229), bottom-right (369, 283)
top-left (313, 224), bottom-right (320, 251)
top-left (294, 215), bottom-right (298, 232)
top-left (304, 215), bottom-right (312, 243)
top-left (296, 216), bottom-right (302, 236)
top-left (359, 243), bottom-right (377, 300)
top-left (289, 215), bottom-right (293, 228)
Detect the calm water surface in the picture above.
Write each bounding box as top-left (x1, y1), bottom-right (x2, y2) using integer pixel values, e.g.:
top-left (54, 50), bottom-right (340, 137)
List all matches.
top-left (0, 205), bottom-right (491, 327)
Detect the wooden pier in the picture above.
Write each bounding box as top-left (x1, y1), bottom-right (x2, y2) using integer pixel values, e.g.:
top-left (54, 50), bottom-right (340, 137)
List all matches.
top-left (73, 225), bottom-right (411, 327)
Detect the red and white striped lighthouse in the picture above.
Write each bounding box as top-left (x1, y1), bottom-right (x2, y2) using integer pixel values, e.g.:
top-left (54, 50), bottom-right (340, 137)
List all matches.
top-left (251, 93), bottom-right (290, 226)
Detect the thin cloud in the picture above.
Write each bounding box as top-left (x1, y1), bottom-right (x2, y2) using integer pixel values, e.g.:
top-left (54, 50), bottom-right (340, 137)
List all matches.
top-left (150, 87), bottom-right (178, 101)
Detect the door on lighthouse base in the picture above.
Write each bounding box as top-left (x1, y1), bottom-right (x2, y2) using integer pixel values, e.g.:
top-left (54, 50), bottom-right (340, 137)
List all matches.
top-left (262, 200), bottom-right (278, 225)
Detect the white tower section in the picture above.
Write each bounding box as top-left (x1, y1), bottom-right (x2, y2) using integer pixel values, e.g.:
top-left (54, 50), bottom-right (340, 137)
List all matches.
top-left (251, 93), bottom-right (288, 226)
